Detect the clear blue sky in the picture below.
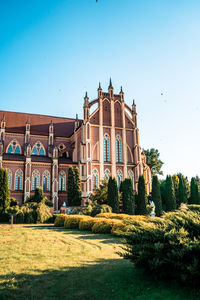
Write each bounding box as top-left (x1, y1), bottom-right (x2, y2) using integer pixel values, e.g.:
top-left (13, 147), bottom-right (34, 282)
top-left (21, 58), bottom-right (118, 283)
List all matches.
top-left (0, 0), bottom-right (199, 179)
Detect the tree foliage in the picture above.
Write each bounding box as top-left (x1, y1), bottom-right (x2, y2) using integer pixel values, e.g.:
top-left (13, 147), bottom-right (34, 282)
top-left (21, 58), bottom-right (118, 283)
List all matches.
top-left (178, 175), bottom-right (188, 204)
top-left (144, 148), bottom-right (164, 176)
top-left (190, 177), bottom-right (199, 204)
top-left (165, 175), bottom-right (176, 211)
top-left (67, 166), bottom-right (76, 206)
top-left (74, 167), bottom-right (82, 206)
top-left (107, 177), bottom-right (119, 213)
top-left (136, 175), bottom-right (147, 215)
top-left (120, 178), bottom-right (135, 215)
top-left (152, 175), bottom-right (162, 217)
top-left (90, 179), bottom-right (108, 205)
top-left (0, 168), bottom-right (10, 214)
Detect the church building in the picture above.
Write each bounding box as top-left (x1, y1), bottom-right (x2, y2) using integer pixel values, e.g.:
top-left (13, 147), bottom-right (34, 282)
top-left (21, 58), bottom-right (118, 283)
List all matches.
top-left (0, 80), bottom-right (151, 210)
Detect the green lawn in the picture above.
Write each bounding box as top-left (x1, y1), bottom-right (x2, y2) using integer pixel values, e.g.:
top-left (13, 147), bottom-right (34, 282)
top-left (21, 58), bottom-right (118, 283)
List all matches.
top-left (0, 224), bottom-right (198, 300)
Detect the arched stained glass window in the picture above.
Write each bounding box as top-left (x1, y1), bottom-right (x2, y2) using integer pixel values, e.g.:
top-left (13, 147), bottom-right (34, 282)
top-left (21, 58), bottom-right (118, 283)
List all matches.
top-left (128, 170), bottom-right (135, 190)
top-left (104, 169), bottom-right (110, 180)
top-left (92, 169), bottom-right (98, 190)
top-left (32, 142), bottom-right (45, 156)
top-left (7, 140), bottom-right (21, 154)
top-left (32, 170), bottom-right (40, 190)
top-left (117, 170), bottom-right (122, 189)
top-left (116, 135), bottom-right (122, 163)
top-left (59, 171), bottom-right (66, 191)
top-left (15, 169), bottom-right (23, 190)
top-left (7, 169), bottom-right (12, 190)
top-left (104, 134), bottom-right (110, 162)
top-left (43, 171), bottom-right (50, 191)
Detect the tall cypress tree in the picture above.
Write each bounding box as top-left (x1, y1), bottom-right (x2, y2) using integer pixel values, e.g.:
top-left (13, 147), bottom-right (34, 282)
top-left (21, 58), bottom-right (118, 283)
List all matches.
top-left (0, 168), bottom-right (10, 214)
top-left (107, 177), bottom-right (119, 213)
top-left (152, 175), bottom-right (162, 217)
top-left (178, 176), bottom-right (188, 204)
top-left (74, 167), bottom-right (82, 206)
top-left (190, 177), bottom-right (199, 204)
top-left (136, 175), bottom-right (147, 215)
top-left (120, 178), bottom-right (135, 215)
top-left (165, 175), bottom-right (176, 211)
top-left (67, 166), bottom-right (75, 206)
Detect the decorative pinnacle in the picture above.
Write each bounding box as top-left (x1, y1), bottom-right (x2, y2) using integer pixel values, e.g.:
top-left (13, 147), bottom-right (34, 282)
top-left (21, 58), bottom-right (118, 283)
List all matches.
top-left (2, 114), bottom-right (5, 122)
top-left (26, 117), bottom-right (30, 124)
top-left (76, 113), bottom-right (78, 120)
top-left (98, 82), bottom-right (101, 89)
top-left (120, 86), bottom-right (123, 93)
top-left (85, 91), bottom-right (88, 98)
top-left (109, 78), bottom-right (113, 88)
top-left (133, 99), bottom-right (135, 105)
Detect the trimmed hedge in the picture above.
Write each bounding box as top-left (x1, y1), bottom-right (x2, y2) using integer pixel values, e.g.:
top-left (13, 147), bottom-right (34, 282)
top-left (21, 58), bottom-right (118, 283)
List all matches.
top-left (187, 204), bottom-right (200, 212)
top-left (64, 215), bottom-right (87, 229)
top-left (54, 214), bottom-right (69, 227)
top-left (92, 219), bottom-right (125, 234)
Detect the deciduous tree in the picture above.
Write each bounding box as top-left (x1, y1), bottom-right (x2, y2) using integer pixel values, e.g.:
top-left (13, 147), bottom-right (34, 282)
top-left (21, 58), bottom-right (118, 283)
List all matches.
top-left (144, 148), bottom-right (164, 176)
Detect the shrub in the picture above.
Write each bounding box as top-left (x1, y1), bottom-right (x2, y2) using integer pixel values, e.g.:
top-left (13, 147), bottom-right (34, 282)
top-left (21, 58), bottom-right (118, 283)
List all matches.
top-left (92, 219), bottom-right (124, 234)
top-left (79, 217), bottom-right (95, 231)
top-left (90, 204), bottom-right (112, 217)
top-left (54, 214), bottom-right (68, 227)
top-left (187, 204), bottom-right (200, 212)
top-left (64, 215), bottom-right (86, 229)
top-left (121, 210), bottom-right (200, 285)
top-left (15, 202), bottom-right (52, 224)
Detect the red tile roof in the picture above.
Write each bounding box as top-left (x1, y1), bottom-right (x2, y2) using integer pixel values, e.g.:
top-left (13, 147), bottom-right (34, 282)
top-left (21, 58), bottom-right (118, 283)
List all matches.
top-left (0, 111), bottom-right (83, 137)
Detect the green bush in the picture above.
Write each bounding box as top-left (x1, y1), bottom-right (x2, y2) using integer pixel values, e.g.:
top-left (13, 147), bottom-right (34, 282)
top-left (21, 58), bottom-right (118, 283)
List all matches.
top-left (90, 204), bottom-right (112, 217)
top-left (121, 210), bottom-right (200, 285)
top-left (92, 219), bottom-right (124, 234)
top-left (79, 217), bottom-right (95, 231)
top-left (64, 215), bottom-right (86, 229)
top-left (15, 202), bottom-right (52, 224)
top-left (187, 204), bottom-right (200, 212)
top-left (54, 214), bottom-right (68, 227)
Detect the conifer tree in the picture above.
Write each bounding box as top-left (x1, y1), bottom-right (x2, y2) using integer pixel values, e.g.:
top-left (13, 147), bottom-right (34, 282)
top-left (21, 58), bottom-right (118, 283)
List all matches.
top-left (152, 175), bottom-right (162, 217)
top-left (74, 167), bottom-right (82, 206)
top-left (178, 176), bottom-right (188, 204)
top-left (107, 177), bottom-right (119, 213)
top-left (165, 175), bottom-right (176, 211)
top-left (120, 178), bottom-right (135, 215)
top-left (190, 177), bottom-right (199, 204)
top-left (0, 168), bottom-right (10, 214)
top-left (67, 166), bottom-right (75, 206)
top-left (136, 175), bottom-right (147, 215)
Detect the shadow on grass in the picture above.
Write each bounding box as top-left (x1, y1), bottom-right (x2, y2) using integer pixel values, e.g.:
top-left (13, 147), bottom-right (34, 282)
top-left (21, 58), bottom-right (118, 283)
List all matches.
top-left (22, 225), bottom-right (123, 244)
top-left (0, 258), bottom-right (197, 300)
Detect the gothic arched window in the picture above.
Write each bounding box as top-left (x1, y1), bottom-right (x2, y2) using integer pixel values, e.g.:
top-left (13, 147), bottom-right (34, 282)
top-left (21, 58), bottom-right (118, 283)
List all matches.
top-left (59, 171), bottom-right (66, 191)
top-left (117, 169), bottom-right (122, 189)
top-left (92, 169), bottom-right (99, 190)
top-left (128, 170), bottom-right (135, 190)
top-left (104, 134), bottom-right (110, 162)
top-left (116, 135), bottom-right (122, 162)
top-left (32, 170), bottom-right (40, 190)
top-left (7, 169), bottom-right (12, 190)
top-left (32, 142), bottom-right (45, 156)
top-left (104, 169), bottom-right (110, 180)
top-left (7, 140), bottom-right (21, 154)
top-left (43, 171), bottom-right (50, 191)
top-left (15, 169), bottom-right (23, 190)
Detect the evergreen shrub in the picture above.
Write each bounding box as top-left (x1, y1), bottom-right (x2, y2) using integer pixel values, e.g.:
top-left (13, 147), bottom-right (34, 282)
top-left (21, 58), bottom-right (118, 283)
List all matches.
top-left (54, 214), bottom-right (69, 227)
top-left (64, 215), bottom-right (87, 229)
top-left (187, 204), bottom-right (200, 212)
top-left (15, 202), bottom-right (52, 224)
top-left (121, 210), bottom-right (200, 285)
top-left (92, 219), bottom-right (124, 234)
top-left (90, 204), bottom-right (112, 217)
top-left (79, 217), bottom-right (97, 231)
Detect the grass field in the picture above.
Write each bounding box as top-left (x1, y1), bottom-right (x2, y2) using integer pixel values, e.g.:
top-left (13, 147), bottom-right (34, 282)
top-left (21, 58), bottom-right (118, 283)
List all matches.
top-left (0, 224), bottom-right (198, 300)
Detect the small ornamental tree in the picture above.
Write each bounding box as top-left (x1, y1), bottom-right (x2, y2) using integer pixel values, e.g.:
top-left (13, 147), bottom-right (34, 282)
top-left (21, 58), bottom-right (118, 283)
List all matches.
top-left (67, 166), bottom-right (75, 206)
top-left (74, 167), bottom-right (82, 206)
top-left (178, 175), bottom-right (188, 204)
top-left (107, 177), bottom-right (119, 213)
top-left (190, 177), bottom-right (199, 204)
top-left (165, 175), bottom-right (176, 211)
top-left (152, 175), bottom-right (162, 217)
top-left (90, 179), bottom-right (108, 205)
top-left (0, 168), bottom-right (10, 214)
top-left (136, 175), bottom-right (147, 215)
top-left (120, 178), bottom-right (135, 215)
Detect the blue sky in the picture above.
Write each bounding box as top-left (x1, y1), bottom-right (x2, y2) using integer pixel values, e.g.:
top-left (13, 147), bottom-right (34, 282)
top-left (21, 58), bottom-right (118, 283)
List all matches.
top-left (0, 0), bottom-right (199, 179)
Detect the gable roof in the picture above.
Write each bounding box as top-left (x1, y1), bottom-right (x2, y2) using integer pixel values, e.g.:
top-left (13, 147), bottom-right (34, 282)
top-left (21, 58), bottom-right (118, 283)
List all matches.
top-left (0, 110), bottom-right (83, 138)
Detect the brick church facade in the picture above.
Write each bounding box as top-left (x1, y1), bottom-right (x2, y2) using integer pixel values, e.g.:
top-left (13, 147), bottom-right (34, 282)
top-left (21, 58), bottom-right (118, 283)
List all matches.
top-left (0, 81), bottom-right (151, 210)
